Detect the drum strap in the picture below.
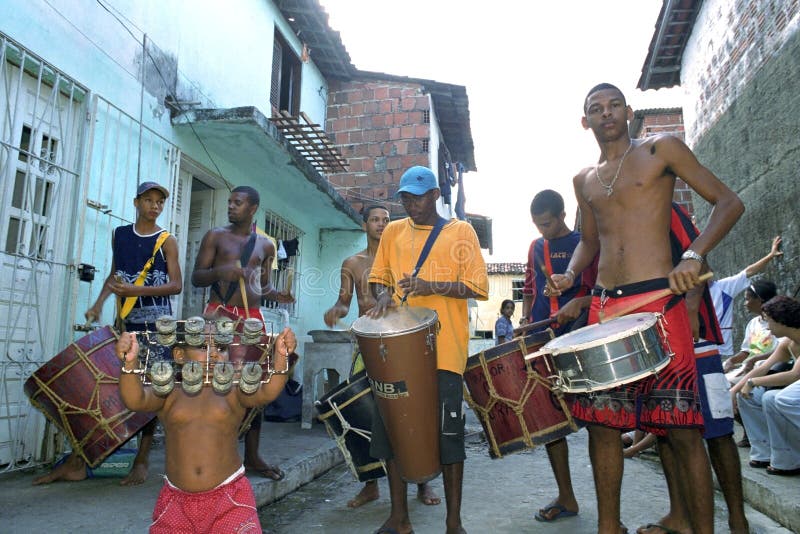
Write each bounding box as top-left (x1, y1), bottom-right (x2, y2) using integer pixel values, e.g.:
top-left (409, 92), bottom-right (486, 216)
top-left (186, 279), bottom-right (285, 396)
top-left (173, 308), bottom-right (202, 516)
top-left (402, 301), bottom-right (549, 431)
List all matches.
top-left (542, 240), bottom-right (560, 319)
top-left (118, 231), bottom-right (170, 321)
top-left (401, 217), bottom-right (448, 303)
top-left (211, 232), bottom-right (257, 305)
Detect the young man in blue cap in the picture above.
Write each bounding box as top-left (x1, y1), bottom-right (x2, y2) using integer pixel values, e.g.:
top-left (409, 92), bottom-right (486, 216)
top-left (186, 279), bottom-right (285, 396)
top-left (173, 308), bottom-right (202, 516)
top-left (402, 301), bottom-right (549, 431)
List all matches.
top-left (367, 165), bottom-right (488, 534)
top-left (34, 181), bottom-right (182, 486)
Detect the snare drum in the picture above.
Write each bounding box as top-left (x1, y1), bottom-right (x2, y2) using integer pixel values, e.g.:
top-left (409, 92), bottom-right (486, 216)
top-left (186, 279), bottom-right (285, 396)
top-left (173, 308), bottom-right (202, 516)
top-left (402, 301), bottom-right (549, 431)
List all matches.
top-left (315, 370), bottom-right (386, 482)
top-left (351, 306), bottom-right (440, 484)
top-left (463, 331), bottom-right (578, 459)
top-left (24, 327), bottom-right (155, 467)
top-left (528, 312), bottom-right (671, 393)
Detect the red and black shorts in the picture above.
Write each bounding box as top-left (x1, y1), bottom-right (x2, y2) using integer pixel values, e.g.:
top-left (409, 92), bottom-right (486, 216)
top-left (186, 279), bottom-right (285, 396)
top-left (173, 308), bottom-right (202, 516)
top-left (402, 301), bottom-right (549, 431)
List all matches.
top-left (570, 278), bottom-right (704, 436)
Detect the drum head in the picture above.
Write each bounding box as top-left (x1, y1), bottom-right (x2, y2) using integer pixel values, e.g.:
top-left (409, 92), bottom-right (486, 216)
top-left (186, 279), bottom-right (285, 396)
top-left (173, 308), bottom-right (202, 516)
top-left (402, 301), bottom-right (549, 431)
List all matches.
top-left (351, 306), bottom-right (437, 338)
top-left (544, 312), bottom-right (658, 353)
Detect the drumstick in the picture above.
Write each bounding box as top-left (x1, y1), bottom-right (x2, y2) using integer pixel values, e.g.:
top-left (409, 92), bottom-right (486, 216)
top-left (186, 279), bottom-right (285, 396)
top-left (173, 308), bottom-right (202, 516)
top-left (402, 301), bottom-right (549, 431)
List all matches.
top-left (598, 272), bottom-right (714, 323)
top-left (512, 316), bottom-right (556, 337)
top-left (539, 262), bottom-right (557, 287)
top-left (235, 260), bottom-right (250, 320)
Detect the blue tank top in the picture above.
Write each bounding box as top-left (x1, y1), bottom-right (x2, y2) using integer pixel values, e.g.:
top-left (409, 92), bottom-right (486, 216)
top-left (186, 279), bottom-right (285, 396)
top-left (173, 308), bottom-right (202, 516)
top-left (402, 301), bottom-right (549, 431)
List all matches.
top-left (113, 224), bottom-right (172, 326)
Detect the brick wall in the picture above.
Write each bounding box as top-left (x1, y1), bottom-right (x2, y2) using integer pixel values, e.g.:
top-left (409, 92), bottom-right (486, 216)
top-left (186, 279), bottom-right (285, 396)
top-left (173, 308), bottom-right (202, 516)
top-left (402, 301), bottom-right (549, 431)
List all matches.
top-left (682, 0), bottom-right (800, 144)
top-left (326, 79), bottom-right (431, 218)
top-left (632, 110), bottom-right (694, 216)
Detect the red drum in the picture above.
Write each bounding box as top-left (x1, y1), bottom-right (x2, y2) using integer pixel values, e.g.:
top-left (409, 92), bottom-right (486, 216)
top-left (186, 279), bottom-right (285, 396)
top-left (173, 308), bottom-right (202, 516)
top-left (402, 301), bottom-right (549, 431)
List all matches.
top-left (352, 306), bottom-right (440, 484)
top-left (24, 327), bottom-right (155, 467)
top-left (463, 331), bottom-right (578, 459)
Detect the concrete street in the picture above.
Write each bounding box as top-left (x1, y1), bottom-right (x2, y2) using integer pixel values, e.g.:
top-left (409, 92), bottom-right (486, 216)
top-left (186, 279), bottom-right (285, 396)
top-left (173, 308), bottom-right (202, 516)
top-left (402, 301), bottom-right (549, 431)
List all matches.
top-left (259, 424), bottom-right (790, 534)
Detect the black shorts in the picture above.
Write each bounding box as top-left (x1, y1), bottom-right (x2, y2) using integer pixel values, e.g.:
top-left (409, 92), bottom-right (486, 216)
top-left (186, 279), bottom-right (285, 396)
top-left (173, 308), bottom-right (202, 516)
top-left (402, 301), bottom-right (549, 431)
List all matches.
top-left (370, 370), bottom-right (466, 465)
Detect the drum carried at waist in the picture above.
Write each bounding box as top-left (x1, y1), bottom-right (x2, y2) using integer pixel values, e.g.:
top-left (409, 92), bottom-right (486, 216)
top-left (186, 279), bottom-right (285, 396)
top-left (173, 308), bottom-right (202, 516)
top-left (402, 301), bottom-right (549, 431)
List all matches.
top-left (24, 326), bottom-right (155, 468)
top-left (351, 306), bottom-right (440, 484)
top-left (526, 312), bottom-right (671, 393)
top-left (463, 330), bottom-right (578, 459)
top-left (315, 370), bottom-right (386, 482)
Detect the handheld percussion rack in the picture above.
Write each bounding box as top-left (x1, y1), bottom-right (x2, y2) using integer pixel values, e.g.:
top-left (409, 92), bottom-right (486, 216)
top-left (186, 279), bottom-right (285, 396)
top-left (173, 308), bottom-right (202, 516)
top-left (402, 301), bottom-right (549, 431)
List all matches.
top-left (128, 316), bottom-right (289, 396)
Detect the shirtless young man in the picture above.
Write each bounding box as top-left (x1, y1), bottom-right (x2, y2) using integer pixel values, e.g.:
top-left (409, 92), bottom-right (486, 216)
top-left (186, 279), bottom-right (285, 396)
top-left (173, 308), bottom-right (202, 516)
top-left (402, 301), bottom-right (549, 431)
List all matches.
top-left (552, 83), bottom-right (743, 534)
top-left (323, 205), bottom-right (440, 509)
top-left (117, 325), bottom-right (296, 532)
top-left (191, 185), bottom-right (293, 481)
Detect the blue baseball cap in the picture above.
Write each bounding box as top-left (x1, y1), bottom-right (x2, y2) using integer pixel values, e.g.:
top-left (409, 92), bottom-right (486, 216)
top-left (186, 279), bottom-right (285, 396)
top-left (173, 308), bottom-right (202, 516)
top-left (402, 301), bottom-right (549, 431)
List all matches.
top-left (396, 166), bottom-right (439, 196)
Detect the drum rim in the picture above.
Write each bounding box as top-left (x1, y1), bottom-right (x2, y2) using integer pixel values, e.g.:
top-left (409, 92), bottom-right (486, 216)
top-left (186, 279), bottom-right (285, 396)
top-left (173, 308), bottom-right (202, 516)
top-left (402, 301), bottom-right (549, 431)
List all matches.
top-left (351, 307), bottom-right (438, 338)
top-left (559, 355), bottom-right (671, 393)
top-left (543, 312), bottom-right (660, 354)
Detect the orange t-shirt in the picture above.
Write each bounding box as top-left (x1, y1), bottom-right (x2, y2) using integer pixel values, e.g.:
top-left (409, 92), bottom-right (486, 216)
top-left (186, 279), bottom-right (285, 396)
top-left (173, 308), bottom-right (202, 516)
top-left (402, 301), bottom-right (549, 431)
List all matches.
top-left (369, 218), bottom-right (488, 374)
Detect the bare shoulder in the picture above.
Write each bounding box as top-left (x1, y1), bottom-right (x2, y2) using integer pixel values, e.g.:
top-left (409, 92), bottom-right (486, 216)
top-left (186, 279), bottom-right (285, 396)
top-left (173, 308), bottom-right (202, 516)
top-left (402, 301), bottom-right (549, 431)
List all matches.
top-left (573, 165), bottom-right (594, 192)
top-left (343, 251), bottom-right (371, 275)
top-left (256, 233), bottom-right (276, 253)
top-left (642, 133), bottom-right (691, 159)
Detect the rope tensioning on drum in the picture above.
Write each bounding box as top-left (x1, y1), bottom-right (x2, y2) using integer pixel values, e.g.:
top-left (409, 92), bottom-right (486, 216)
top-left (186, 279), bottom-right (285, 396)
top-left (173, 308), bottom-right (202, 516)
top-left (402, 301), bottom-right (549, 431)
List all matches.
top-left (464, 339), bottom-right (578, 457)
top-left (28, 340), bottom-right (143, 466)
top-left (319, 398), bottom-right (386, 479)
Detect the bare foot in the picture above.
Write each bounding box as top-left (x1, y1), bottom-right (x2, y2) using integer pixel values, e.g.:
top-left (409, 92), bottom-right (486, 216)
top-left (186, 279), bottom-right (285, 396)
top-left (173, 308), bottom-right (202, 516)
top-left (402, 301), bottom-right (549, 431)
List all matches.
top-left (347, 481), bottom-right (379, 508)
top-left (119, 462), bottom-right (148, 486)
top-left (244, 460), bottom-right (285, 480)
top-left (416, 482), bottom-right (440, 505)
top-left (32, 454), bottom-right (87, 485)
top-left (445, 526), bottom-right (467, 534)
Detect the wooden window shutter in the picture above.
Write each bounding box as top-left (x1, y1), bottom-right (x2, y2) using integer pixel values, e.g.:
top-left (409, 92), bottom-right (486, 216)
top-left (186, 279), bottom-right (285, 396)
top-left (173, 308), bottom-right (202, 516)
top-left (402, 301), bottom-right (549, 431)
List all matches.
top-left (270, 38), bottom-right (282, 114)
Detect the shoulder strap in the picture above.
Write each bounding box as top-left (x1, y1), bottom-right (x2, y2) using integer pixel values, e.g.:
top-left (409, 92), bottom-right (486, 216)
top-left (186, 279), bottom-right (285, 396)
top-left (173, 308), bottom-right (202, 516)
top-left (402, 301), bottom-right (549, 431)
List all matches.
top-left (401, 217), bottom-right (448, 303)
top-left (119, 231), bottom-right (170, 320)
top-left (211, 232), bottom-right (258, 305)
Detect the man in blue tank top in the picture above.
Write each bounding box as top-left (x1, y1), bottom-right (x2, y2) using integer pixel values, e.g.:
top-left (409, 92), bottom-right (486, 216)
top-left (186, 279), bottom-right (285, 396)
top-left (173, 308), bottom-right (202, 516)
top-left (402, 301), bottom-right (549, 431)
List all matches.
top-left (33, 181), bottom-right (182, 486)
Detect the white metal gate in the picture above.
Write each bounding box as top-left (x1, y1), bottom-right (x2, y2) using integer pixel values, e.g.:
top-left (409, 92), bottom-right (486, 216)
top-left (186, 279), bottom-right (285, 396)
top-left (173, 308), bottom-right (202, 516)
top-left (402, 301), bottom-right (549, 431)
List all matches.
top-left (0, 32), bottom-right (189, 472)
top-left (0, 34), bottom-right (88, 471)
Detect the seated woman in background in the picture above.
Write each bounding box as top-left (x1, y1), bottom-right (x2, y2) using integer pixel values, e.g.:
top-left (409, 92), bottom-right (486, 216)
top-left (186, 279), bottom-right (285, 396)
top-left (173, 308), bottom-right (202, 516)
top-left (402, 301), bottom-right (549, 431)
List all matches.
top-left (731, 295), bottom-right (800, 476)
top-left (724, 280), bottom-right (779, 385)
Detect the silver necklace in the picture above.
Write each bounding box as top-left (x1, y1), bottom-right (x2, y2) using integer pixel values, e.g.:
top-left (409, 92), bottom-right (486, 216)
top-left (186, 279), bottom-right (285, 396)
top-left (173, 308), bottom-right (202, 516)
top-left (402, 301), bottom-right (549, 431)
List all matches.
top-left (595, 140), bottom-right (633, 196)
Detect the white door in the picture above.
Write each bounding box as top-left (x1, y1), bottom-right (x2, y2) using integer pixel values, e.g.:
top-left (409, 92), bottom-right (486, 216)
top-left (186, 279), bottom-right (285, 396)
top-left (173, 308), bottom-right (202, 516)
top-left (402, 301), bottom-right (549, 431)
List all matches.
top-left (182, 186), bottom-right (216, 316)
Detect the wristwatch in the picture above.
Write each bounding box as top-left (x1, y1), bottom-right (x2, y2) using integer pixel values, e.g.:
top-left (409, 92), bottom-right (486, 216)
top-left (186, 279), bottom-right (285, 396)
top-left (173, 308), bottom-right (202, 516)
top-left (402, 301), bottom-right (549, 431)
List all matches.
top-left (680, 249), bottom-right (704, 264)
top-left (746, 378), bottom-right (756, 389)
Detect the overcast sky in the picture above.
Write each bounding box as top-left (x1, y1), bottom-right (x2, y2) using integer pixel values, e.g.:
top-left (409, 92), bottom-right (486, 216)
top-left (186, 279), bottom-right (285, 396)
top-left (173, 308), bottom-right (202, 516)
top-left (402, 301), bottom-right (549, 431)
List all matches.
top-left (320, 0), bottom-right (683, 262)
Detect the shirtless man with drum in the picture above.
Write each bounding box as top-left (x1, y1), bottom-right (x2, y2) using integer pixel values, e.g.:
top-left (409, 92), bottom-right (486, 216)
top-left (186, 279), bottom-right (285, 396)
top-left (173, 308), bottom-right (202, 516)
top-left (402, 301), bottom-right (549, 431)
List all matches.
top-left (551, 83), bottom-right (743, 534)
top-left (191, 185), bottom-right (293, 481)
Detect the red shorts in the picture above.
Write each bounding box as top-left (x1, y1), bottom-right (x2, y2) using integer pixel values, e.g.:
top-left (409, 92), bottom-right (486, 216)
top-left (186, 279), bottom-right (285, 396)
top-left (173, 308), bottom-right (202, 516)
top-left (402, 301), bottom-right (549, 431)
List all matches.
top-left (204, 303), bottom-right (264, 323)
top-left (150, 469), bottom-right (261, 533)
top-left (570, 279), bottom-right (704, 435)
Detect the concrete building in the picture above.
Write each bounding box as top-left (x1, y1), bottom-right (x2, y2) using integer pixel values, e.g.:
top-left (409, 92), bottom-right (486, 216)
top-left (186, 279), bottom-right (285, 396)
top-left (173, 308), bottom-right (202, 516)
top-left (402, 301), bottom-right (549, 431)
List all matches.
top-left (473, 263), bottom-right (526, 341)
top-left (0, 0), bottom-right (484, 473)
top-left (639, 0), bottom-right (800, 340)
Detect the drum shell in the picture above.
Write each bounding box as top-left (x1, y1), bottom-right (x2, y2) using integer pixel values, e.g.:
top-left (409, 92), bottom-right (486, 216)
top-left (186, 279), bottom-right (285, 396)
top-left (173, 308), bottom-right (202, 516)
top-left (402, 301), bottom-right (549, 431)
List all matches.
top-left (353, 308), bottom-right (440, 484)
top-left (315, 371), bottom-right (386, 482)
top-left (546, 315), bottom-right (669, 393)
top-left (23, 327), bottom-right (155, 468)
top-left (464, 331), bottom-right (577, 459)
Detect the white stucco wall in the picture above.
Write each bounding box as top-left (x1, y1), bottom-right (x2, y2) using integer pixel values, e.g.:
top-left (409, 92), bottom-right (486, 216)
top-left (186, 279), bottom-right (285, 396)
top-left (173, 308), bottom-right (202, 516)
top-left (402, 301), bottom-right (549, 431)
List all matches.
top-left (681, 0), bottom-right (800, 144)
top-left (0, 0), bottom-right (328, 138)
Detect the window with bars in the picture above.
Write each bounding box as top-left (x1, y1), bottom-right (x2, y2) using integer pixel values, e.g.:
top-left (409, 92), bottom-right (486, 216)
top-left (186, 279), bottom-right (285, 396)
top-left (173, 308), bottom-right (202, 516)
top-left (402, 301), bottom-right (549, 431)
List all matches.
top-left (262, 210), bottom-right (304, 317)
top-left (512, 279), bottom-right (525, 302)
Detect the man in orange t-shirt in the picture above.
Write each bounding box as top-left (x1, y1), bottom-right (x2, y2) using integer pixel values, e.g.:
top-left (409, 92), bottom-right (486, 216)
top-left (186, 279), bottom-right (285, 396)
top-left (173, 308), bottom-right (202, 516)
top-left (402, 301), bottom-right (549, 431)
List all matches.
top-left (367, 165), bottom-right (488, 534)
